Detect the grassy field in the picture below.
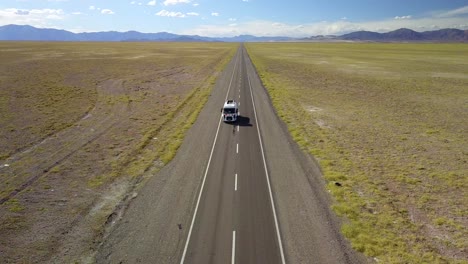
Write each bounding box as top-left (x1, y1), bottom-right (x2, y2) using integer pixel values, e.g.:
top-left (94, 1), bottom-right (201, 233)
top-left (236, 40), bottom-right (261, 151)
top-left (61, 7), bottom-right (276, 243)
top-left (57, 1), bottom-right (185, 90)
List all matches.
top-left (0, 42), bottom-right (237, 262)
top-left (246, 43), bottom-right (468, 263)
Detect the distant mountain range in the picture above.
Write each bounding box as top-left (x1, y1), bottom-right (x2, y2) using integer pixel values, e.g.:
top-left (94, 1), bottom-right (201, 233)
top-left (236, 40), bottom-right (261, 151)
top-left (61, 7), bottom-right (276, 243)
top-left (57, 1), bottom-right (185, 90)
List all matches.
top-left (0, 24), bottom-right (293, 42)
top-left (1, 24), bottom-right (467, 42)
top-left (340, 28), bottom-right (468, 42)
top-left (302, 28), bottom-right (468, 42)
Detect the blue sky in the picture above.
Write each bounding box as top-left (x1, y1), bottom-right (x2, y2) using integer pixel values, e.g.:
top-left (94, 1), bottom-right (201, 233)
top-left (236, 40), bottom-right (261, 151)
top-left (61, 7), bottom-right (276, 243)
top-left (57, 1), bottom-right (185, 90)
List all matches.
top-left (1, 0), bottom-right (467, 37)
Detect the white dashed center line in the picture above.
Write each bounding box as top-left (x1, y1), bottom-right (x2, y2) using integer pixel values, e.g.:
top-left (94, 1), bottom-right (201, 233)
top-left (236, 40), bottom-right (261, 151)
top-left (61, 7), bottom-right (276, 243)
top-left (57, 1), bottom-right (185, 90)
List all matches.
top-left (232, 230), bottom-right (236, 264)
top-left (180, 48), bottom-right (240, 264)
top-left (235, 173), bottom-right (238, 191)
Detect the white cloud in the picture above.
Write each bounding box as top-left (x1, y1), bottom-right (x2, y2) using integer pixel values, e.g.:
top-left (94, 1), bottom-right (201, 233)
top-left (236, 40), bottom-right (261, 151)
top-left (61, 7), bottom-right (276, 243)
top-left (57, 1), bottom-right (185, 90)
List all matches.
top-left (131, 1), bottom-right (136, 4)
top-left (156, 9), bottom-right (185, 17)
top-left (147, 0), bottom-right (157, 6)
top-left (272, 22), bottom-right (284, 27)
top-left (0, 8), bottom-right (64, 27)
top-left (436, 5), bottom-right (468, 18)
top-left (187, 12), bottom-right (199, 16)
top-left (71, 11), bottom-right (83, 15)
top-left (29, 9), bottom-right (64, 20)
top-left (211, 12), bottom-right (219, 16)
top-left (101, 9), bottom-right (115, 15)
top-left (229, 18), bottom-right (237, 21)
top-left (394, 15), bottom-right (412, 20)
top-left (242, 0), bottom-right (249, 2)
top-left (163, 0), bottom-right (191, 6)
top-left (89, 6), bottom-right (96, 10)
top-left (193, 3), bottom-right (199, 7)
top-left (181, 16), bottom-right (468, 38)
top-left (177, 5), bottom-right (468, 37)
top-left (15, 10), bottom-right (29, 15)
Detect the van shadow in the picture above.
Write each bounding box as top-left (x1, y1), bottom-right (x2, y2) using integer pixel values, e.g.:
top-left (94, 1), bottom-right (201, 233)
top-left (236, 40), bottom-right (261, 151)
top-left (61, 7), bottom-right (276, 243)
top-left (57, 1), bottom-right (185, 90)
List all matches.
top-left (225, 115), bottom-right (252, 127)
top-left (237, 115), bottom-right (252, 127)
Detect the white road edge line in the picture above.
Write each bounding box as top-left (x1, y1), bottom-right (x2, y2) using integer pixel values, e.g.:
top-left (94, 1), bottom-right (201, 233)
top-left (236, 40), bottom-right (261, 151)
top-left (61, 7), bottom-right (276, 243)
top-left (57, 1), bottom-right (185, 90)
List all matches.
top-left (236, 143), bottom-right (239, 154)
top-left (180, 49), bottom-right (240, 264)
top-left (246, 57), bottom-right (287, 264)
top-left (235, 173), bottom-right (238, 191)
top-left (232, 230), bottom-right (236, 264)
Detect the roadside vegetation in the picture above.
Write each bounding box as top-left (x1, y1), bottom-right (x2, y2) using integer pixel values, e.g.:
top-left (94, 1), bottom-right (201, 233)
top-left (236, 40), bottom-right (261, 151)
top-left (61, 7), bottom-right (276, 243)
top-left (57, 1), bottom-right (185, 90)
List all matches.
top-left (246, 43), bottom-right (467, 263)
top-left (0, 42), bottom-right (236, 262)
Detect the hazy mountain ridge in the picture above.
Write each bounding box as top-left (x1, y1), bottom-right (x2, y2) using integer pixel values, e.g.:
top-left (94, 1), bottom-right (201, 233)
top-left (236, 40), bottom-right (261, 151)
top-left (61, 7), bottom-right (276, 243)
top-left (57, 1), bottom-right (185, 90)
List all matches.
top-left (0, 25), bottom-right (200, 41)
top-left (0, 24), bottom-right (291, 42)
top-left (0, 24), bottom-right (467, 42)
top-left (340, 28), bottom-right (468, 42)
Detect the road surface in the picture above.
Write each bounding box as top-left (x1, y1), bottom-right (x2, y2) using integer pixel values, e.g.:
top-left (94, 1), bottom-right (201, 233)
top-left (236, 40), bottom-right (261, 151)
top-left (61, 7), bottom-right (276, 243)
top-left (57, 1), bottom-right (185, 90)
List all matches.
top-left (96, 45), bottom-right (366, 264)
top-left (180, 46), bottom-right (284, 264)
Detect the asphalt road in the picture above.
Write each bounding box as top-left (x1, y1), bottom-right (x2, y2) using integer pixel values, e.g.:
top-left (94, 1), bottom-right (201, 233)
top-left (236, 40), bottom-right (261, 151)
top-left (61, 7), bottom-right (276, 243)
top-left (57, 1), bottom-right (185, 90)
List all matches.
top-left (96, 45), bottom-right (366, 264)
top-left (180, 46), bottom-right (284, 264)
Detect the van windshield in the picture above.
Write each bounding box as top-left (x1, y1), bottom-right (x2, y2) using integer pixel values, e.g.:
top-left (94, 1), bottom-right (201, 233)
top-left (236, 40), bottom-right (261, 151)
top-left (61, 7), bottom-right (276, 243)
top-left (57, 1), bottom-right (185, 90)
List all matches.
top-left (223, 107), bottom-right (236, 114)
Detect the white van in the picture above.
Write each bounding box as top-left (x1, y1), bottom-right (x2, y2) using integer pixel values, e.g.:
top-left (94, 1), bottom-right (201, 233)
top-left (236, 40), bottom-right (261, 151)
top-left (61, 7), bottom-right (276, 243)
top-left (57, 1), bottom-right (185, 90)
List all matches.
top-left (222, 99), bottom-right (238, 122)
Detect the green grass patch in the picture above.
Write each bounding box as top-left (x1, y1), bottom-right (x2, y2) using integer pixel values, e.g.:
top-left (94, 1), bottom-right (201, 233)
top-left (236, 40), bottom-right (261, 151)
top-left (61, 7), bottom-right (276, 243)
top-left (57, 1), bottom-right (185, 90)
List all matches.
top-left (4, 198), bottom-right (25, 212)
